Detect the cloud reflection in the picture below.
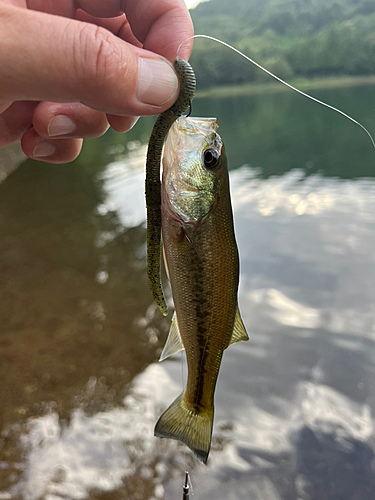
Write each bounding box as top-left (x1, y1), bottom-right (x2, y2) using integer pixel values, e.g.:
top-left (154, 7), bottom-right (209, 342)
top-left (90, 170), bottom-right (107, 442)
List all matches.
top-left (10, 364), bottom-right (182, 499)
top-left (6, 359), bottom-right (374, 500)
top-left (231, 167), bottom-right (375, 220)
top-left (7, 357), bottom-right (373, 500)
top-left (96, 145), bottom-right (147, 230)
top-left (250, 288), bottom-right (320, 329)
top-left (3, 160), bottom-right (375, 499)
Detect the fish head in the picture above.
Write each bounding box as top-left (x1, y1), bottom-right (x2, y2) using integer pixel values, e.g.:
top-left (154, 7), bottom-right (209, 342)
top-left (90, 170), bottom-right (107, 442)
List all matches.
top-left (162, 116), bottom-right (227, 226)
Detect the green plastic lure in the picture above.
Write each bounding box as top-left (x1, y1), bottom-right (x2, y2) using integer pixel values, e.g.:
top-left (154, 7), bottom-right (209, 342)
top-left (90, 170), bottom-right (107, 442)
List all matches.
top-left (145, 59), bottom-right (196, 316)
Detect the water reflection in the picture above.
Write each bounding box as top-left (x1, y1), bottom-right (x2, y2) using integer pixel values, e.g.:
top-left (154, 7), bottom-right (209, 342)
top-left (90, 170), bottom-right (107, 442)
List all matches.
top-left (8, 365), bottom-right (183, 500)
top-left (96, 144), bottom-right (147, 230)
top-left (0, 145), bottom-right (167, 497)
top-left (194, 86), bottom-right (375, 177)
top-left (1, 87), bottom-right (375, 499)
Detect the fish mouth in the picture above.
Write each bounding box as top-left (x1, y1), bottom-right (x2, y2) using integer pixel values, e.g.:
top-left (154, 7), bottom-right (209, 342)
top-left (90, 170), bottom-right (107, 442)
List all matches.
top-left (174, 116), bottom-right (219, 136)
top-left (164, 117), bottom-right (220, 171)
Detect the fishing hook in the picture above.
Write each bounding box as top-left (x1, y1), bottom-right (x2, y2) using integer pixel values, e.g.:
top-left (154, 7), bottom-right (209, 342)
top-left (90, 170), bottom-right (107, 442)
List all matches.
top-left (186, 100), bottom-right (192, 118)
top-left (182, 471), bottom-right (190, 500)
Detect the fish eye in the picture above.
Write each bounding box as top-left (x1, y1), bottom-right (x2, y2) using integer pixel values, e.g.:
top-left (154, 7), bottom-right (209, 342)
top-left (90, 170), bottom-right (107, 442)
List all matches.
top-left (203, 148), bottom-right (220, 169)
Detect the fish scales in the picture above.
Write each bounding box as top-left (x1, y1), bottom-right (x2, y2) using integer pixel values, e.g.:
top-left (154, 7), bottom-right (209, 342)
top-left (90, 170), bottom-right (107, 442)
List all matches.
top-left (164, 179), bottom-right (239, 409)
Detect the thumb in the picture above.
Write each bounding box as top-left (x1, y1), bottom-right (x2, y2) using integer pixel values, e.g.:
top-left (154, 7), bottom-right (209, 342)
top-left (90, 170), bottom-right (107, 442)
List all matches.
top-left (0, 4), bottom-right (180, 116)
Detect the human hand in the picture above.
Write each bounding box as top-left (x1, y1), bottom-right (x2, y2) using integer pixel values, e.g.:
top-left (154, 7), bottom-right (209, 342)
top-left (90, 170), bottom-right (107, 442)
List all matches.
top-left (0, 0), bottom-right (193, 163)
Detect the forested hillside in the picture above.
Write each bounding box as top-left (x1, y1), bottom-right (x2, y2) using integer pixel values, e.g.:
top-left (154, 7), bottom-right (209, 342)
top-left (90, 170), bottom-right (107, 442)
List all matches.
top-left (189, 0), bottom-right (375, 87)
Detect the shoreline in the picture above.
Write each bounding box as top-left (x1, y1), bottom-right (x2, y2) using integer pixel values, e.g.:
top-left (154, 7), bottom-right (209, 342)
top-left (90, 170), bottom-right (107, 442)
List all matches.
top-left (195, 75), bottom-right (375, 99)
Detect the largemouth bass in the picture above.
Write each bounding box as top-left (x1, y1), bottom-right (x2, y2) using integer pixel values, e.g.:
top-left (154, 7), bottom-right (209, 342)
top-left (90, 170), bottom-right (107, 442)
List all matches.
top-left (154, 116), bottom-right (248, 464)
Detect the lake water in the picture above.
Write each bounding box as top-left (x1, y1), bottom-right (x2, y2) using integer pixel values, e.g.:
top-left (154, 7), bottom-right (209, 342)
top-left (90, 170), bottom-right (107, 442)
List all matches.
top-left (1, 84), bottom-right (375, 500)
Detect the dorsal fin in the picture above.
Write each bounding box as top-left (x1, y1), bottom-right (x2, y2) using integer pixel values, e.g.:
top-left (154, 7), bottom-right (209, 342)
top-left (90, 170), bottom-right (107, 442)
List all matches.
top-left (159, 313), bottom-right (185, 361)
top-left (227, 306), bottom-right (249, 347)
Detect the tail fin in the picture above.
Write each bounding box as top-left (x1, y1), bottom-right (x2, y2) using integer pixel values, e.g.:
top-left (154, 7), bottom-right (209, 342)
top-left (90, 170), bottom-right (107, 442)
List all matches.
top-left (154, 392), bottom-right (214, 464)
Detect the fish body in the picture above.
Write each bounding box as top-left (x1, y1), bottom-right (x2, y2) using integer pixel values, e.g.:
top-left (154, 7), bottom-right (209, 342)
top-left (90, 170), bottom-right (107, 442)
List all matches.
top-left (154, 117), bottom-right (248, 463)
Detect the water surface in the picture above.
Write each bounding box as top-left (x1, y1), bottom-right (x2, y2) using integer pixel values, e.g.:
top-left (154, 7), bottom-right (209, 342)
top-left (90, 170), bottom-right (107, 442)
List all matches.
top-left (1, 85), bottom-right (375, 499)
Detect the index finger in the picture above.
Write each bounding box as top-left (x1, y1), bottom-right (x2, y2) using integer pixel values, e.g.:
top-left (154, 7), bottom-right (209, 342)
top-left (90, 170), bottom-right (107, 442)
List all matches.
top-left (26, 0), bottom-right (193, 60)
top-left (25, 0), bottom-right (124, 18)
top-left (123, 0), bottom-right (194, 61)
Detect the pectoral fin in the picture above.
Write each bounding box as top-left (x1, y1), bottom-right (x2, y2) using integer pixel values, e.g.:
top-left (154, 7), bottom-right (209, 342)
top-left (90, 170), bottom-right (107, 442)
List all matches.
top-left (159, 313), bottom-right (185, 361)
top-left (227, 306), bottom-right (249, 347)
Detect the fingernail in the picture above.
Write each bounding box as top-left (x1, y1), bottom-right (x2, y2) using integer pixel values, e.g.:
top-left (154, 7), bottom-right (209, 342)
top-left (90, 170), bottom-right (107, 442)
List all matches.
top-left (128, 116), bottom-right (140, 131)
top-left (137, 58), bottom-right (179, 106)
top-left (33, 141), bottom-right (56, 158)
top-left (48, 115), bottom-right (76, 137)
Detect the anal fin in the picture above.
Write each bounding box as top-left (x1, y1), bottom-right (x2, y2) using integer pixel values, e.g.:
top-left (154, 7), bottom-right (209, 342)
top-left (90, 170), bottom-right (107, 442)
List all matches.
top-left (227, 306), bottom-right (249, 347)
top-left (159, 312), bottom-right (185, 361)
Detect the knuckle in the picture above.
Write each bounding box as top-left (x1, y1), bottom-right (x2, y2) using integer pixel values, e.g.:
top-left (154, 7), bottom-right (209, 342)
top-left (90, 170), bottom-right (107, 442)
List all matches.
top-left (72, 23), bottom-right (118, 87)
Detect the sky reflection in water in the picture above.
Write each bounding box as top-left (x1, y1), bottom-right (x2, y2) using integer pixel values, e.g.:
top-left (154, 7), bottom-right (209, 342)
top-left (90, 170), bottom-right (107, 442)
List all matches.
top-left (2, 136), bottom-right (375, 500)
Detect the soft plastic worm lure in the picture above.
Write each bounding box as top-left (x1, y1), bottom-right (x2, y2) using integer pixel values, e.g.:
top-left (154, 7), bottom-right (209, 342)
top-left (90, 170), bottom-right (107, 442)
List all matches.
top-left (145, 59), bottom-right (196, 315)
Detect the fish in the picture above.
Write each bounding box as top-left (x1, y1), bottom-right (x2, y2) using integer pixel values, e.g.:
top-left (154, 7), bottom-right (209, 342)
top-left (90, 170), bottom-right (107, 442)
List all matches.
top-left (154, 115), bottom-right (249, 464)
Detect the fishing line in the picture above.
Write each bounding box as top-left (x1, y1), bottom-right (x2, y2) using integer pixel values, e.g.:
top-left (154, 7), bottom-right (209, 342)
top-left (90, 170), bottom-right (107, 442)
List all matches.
top-left (177, 34), bottom-right (375, 149)
top-left (182, 470), bottom-right (194, 498)
top-left (188, 472), bottom-right (194, 497)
